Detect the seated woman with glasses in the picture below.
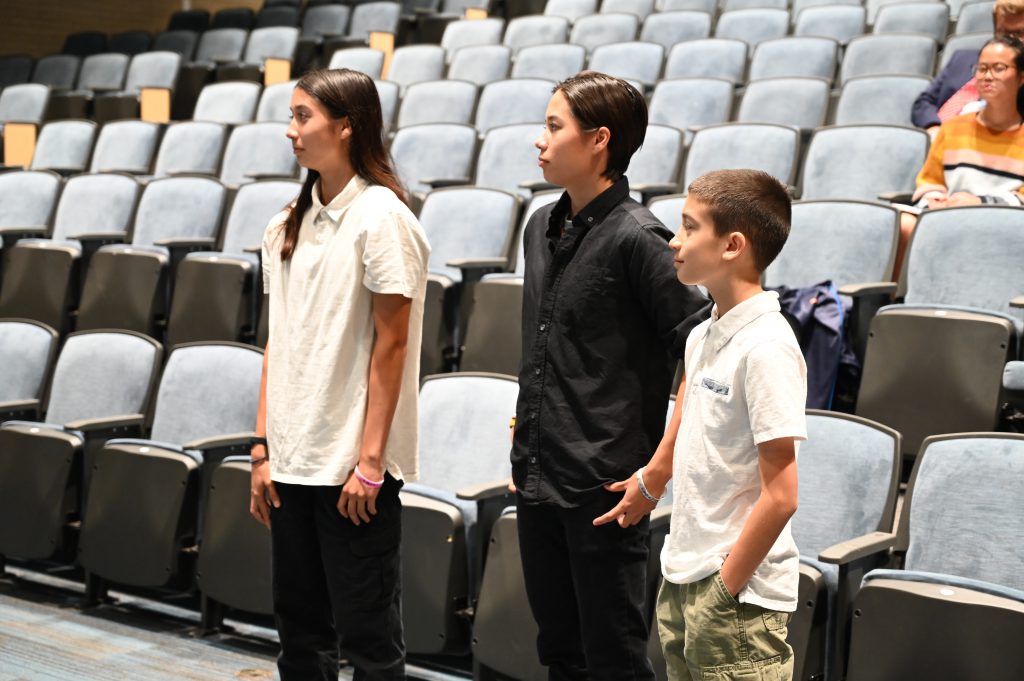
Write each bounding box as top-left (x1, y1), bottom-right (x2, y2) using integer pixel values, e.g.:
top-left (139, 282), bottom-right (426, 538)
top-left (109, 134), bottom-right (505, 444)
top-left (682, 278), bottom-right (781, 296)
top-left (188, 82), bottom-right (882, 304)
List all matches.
top-left (896, 34), bottom-right (1024, 276)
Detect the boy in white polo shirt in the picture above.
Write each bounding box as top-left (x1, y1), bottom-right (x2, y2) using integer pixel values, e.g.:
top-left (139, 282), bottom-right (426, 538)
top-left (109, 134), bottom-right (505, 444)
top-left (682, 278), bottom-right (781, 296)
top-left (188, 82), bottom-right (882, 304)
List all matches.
top-left (653, 169), bottom-right (806, 679)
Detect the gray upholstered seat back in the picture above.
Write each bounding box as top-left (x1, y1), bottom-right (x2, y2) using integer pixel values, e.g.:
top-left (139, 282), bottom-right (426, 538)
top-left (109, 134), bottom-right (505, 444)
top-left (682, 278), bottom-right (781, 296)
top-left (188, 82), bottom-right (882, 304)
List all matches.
top-left (0, 320), bottom-right (57, 402)
top-left (765, 200), bottom-right (898, 289)
top-left (737, 77), bottom-right (829, 131)
top-left (418, 187), bottom-right (518, 281)
top-left (51, 173), bottom-right (139, 241)
top-left (801, 125), bottom-right (928, 200)
top-left (873, 2), bottom-right (949, 43)
top-left (30, 120), bottom-right (97, 173)
top-left (0, 84), bottom-right (49, 124)
top-left (0, 55), bottom-right (33, 89)
top-left (194, 28), bottom-right (248, 64)
top-left (665, 38), bottom-right (747, 82)
top-left (416, 373), bottom-right (519, 490)
top-left (570, 13), bottom-right (640, 54)
top-left (957, 1), bottom-right (994, 33)
top-left (512, 189), bottom-right (561, 275)
top-left (510, 44), bottom-right (584, 81)
top-left (328, 48), bottom-right (384, 78)
top-left (45, 331), bottom-right (160, 425)
top-left (749, 37), bottom-right (838, 81)
top-left (0, 171), bottom-right (61, 229)
top-left (397, 80), bottom-right (477, 128)
top-left (122, 51), bottom-right (181, 93)
top-left (476, 123), bottom-right (545, 199)
top-left (242, 27), bottom-right (299, 64)
top-left (391, 123), bottom-right (476, 195)
top-left (193, 81), bottom-right (261, 124)
top-left (588, 41), bottom-right (665, 85)
top-left (348, 2), bottom-right (401, 40)
top-left (684, 122), bottom-right (798, 186)
top-left (302, 5), bottom-right (351, 39)
top-left (375, 80), bottom-right (399, 129)
top-left (791, 412), bottom-right (899, 557)
top-left (650, 78), bottom-right (733, 145)
top-left (661, 0), bottom-right (716, 14)
top-left (149, 344), bottom-right (263, 445)
top-left (545, 0), bottom-right (598, 23)
top-left (938, 31), bottom-right (990, 70)
top-left (640, 11), bottom-right (712, 51)
top-left (76, 53), bottom-right (129, 91)
top-left (903, 207), bottom-right (1024, 325)
top-left (152, 121), bottom-right (226, 178)
top-left (475, 78), bottom-right (551, 135)
top-left (447, 45), bottom-right (511, 87)
top-left (153, 30), bottom-right (199, 60)
top-left (794, 5), bottom-right (866, 44)
top-left (835, 75), bottom-right (931, 126)
top-left (629, 124), bottom-right (683, 186)
top-left (387, 45), bottom-right (445, 91)
top-left (32, 55), bottom-right (80, 91)
top-left (89, 120), bottom-right (159, 174)
top-left (220, 180), bottom-right (300, 254)
top-left (219, 122), bottom-right (295, 186)
top-left (441, 18), bottom-right (505, 57)
top-left (130, 176), bottom-right (225, 246)
top-left (504, 16), bottom-right (569, 52)
top-left (903, 435), bottom-right (1024, 590)
top-left (714, 8), bottom-right (789, 50)
top-left (256, 79), bottom-right (297, 122)
top-left (840, 34), bottom-right (937, 84)
top-left (602, 0), bottom-right (655, 18)
top-left (648, 194), bottom-right (685, 234)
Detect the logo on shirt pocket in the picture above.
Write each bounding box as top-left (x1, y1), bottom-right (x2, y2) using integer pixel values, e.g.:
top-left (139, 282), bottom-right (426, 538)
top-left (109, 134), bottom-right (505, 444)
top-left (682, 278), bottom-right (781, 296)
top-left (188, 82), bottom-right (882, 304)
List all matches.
top-left (701, 377), bottom-right (730, 396)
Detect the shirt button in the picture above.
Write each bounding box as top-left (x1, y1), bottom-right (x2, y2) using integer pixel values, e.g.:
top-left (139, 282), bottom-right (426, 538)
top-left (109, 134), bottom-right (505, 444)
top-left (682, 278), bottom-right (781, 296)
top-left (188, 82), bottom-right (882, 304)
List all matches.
top-left (534, 368), bottom-right (541, 376)
top-left (587, 217), bottom-right (594, 223)
top-left (539, 323), bottom-right (546, 331)
top-left (529, 456), bottom-right (537, 464)
top-left (529, 411), bottom-right (536, 420)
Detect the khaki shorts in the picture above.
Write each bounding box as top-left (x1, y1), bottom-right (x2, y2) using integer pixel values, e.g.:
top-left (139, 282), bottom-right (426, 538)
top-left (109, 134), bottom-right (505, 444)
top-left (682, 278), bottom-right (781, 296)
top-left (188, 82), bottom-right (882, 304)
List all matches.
top-left (656, 572), bottom-right (794, 681)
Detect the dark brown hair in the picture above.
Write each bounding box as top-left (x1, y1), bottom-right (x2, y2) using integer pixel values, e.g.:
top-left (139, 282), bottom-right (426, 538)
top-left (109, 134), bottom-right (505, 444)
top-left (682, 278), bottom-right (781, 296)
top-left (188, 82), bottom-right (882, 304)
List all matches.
top-left (687, 169), bottom-right (791, 272)
top-left (553, 70), bottom-right (648, 182)
top-left (280, 68), bottom-right (407, 261)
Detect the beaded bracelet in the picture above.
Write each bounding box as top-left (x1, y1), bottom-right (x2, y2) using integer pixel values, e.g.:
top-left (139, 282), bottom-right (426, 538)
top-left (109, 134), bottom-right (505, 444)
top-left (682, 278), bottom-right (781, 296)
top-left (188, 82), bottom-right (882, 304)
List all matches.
top-left (354, 465), bottom-right (385, 489)
top-left (636, 467), bottom-right (665, 503)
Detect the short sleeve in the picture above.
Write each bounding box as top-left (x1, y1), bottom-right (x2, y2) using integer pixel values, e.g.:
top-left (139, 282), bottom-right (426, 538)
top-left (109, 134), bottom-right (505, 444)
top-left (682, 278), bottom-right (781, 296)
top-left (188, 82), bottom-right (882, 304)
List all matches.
top-left (262, 212), bottom-right (287, 294)
top-left (744, 341), bottom-right (808, 445)
top-left (361, 210), bottom-right (430, 297)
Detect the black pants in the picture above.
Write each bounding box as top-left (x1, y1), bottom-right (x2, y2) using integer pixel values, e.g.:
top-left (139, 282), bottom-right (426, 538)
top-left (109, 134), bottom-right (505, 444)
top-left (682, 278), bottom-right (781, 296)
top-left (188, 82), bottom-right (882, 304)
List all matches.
top-left (270, 477), bottom-right (405, 681)
top-left (517, 492), bottom-right (656, 681)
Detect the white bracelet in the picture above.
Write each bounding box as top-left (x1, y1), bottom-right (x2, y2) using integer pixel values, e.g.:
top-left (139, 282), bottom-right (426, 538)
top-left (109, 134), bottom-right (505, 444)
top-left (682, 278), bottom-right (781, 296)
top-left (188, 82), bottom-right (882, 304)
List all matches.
top-left (636, 467), bottom-right (665, 503)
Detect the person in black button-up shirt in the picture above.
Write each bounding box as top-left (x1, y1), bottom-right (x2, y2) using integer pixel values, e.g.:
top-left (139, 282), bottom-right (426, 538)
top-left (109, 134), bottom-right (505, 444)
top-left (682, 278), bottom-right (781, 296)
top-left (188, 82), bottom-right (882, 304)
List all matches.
top-left (511, 72), bottom-right (708, 681)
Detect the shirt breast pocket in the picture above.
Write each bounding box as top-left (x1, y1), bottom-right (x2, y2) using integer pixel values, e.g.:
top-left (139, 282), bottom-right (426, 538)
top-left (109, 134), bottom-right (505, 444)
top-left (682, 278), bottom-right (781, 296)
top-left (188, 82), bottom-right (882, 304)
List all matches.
top-left (559, 264), bottom-right (617, 335)
top-left (694, 372), bottom-right (735, 436)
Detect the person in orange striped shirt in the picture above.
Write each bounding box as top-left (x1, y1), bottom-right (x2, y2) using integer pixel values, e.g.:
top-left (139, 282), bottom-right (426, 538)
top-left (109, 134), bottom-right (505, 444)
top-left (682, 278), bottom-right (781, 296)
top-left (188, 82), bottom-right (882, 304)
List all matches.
top-left (897, 35), bottom-right (1024, 276)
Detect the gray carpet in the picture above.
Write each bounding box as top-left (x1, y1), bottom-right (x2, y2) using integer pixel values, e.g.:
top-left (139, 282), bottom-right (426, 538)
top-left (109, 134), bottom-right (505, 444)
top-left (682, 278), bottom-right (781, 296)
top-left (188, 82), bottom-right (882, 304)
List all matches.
top-left (0, 568), bottom-right (464, 681)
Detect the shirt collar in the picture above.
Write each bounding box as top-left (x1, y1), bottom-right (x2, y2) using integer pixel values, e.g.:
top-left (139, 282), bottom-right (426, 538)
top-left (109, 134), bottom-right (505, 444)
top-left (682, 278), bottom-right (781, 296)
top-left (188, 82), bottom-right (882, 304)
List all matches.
top-left (704, 290), bottom-right (781, 354)
top-left (310, 174), bottom-right (368, 225)
top-left (546, 176), bottom-right (631, 242)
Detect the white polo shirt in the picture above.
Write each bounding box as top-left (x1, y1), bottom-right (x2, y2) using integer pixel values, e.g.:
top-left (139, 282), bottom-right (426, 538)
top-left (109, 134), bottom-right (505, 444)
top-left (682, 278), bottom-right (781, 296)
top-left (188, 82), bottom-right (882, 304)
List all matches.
top-left (261, 175), bottom-right (430, 486)
top-left (661, 291), bottom-right (807, 612)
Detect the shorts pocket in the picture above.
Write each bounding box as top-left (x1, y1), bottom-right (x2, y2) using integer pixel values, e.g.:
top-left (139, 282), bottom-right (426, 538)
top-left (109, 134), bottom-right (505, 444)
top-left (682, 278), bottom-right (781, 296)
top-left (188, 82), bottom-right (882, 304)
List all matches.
top-left (761, 610), bottom-right (788, 633)
top-left (701, 664), bottom-right (760, 680)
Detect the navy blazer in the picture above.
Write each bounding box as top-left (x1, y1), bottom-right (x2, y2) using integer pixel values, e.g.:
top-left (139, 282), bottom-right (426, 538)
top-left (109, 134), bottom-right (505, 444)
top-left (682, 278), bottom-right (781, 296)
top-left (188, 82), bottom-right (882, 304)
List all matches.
top-left (911, 49), bottom-right (980, 129)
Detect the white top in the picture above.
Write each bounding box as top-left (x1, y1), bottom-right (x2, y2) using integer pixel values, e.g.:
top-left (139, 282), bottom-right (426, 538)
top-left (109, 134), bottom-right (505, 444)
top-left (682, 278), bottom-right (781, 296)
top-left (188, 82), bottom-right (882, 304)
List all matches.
top-left (661, 291), bottom-right (807, 612)
top-left (261, 175), bottom-right (430, 485)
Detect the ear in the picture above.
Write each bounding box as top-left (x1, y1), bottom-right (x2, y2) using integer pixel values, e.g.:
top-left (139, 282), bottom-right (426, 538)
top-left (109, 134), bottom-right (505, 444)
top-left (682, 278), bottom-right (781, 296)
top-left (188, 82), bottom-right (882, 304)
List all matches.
top-left (721, 231), bottom-right (748, 262)
top-left (337, 116), bottom-right (353, 141)
top-left (592, 126), bottom-right (611, 155)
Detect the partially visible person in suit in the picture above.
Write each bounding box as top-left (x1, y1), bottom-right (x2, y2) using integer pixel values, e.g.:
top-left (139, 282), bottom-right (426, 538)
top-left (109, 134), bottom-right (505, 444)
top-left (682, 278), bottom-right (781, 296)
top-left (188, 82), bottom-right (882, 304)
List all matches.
top-left (912, 0), bottom-right (1024, 137)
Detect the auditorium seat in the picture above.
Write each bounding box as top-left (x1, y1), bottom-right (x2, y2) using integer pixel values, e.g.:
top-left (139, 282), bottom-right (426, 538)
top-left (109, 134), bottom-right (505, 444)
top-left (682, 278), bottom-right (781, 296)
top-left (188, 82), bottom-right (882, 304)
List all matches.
top-left (792, 0), bottom-right (861, 19)
top-left (793, 5), bottom-right (867, 45)
top-left (800, 124), bottom-right (928, 200)
top-left (749, 36), bottom-right (839, 82)
top-left (544, 0), bottom-right (599, 23)
top-left (509, 43), bottom-right (585, 80)
top-left (61, 31), bottom-right (108, 59)
top-left (218, 121), bottom-right (295, 187)
top-left (627, 124), bottom-right (684, 201)
top-left (92, 51), bottom-right (181, 123)
top-left (0, 170), bottom-right (61, 253)
top-left (167, 179), bottom-right (300, 346)
top-left (212, 7), bottom-right (255, 31)
top-left (387, 44), bottom-right (446, 92)
top-left (175, 29), bottom-right (249, 118)
top-left (684, 122), bottom-right (800, 190)
top-left (474, 78), bottom-right (552, 135)
top-left (346, 1), bottom-right (402, 42)
top-left (255, 79), bottom-right (297, 122)
top-left (218, 26), bottom-right (299, 83)
top-left (391, 122), bottom-right (477, 198)
top-left (296, 4), bottom-right (351, 69)
top-left (440, 18), bottom-right (505, 60)
top-left (714, 8), bottom-right (790, 53)
top-left (0, 172), bottom-right (138, 331)
top-left (0, 319), bottom-right (58, 424)
top-left (48, 53), bottom-right (129, 119)
top-left (639, 11), bottom-right (712, 51)
top-left (400, 372), bottom-right (519, 654)
top-left (397, 79), bottom-right (478, 128)
top-left (646, 192), bottom-right (685, 231)
top-left (328, 46), bottom-right (386, 78)
top-left (151, 121), bottom-right (227, 179)
top-left (956, 0), bottom-right (994, 34)
top-left (193, 81), bottom-right (262, 124)
top-left (167, 9), bottom-right (210, 33)
top-left (0, 55), bottom-right (34, 92)
top-left (476, 123), bottom-right (550, 199)
top-left (152, 30), bottom-right (199, 60)
top-left (937, 31), bottom-right (990, 71)
top-left (843, 433), bottom-right (1024, 681)
top-left (873, 1), bottom-right (950, 43)
top-left (255, 3), bottom-right (301, 28)
top-left (664, 38), bottom-right (747, 83)
top-left (856, 206), bottom-right (1024, 460)
top-left (737, 77), bottom-right (830, 132)
top-left (78, 342), bottom-right (262, 600)
top-left (376, 79), bottom-right (400, 131)
top-left (75, 176), bottom-right (226, 336)
top-left (87, 120), bottom-right (159, 174)
top-left (25, 120), bottom-right (95, 176)
top-left (109, 30), bottom-right (153, 56)
top-left (447, 45), bottom-right (512, 86)
top-left (600, 0), bottom-right (656, 20)
top-left (587, 41), bottom-right (664, 90)
top-left (840, 34), bottom-right (937, 84)
top-left (503, 15), bottom-right (570, 53)
top-left (834, 74), bottom-right (931, 126)
top-left (0, 330), bottom-right (162, 564)
top-left (648, 77), bottom-right (734, 145)
top-left (0, 83), bottom-right (50, 140)
top-left (31, 54), bottom-right (80, 92)
top-left (569, 13), bottom-right (641, 54)
top-left (659, 0), bottom-right (715, 12)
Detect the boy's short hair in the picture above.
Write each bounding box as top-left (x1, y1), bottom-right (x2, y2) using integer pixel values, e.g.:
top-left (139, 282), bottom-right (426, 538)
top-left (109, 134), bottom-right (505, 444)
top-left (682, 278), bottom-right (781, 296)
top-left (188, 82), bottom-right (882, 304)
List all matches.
top-left (554, 71), bottom-right (648, 182)
top-left (687, 169), bottom-right (792, 272)
top-left (995, 0), bottom-right (1024, 20)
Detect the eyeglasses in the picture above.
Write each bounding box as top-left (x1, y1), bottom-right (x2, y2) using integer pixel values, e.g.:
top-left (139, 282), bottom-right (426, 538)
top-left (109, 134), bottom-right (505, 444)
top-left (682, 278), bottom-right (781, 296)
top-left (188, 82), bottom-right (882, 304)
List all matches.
top-left (973, 63), bottom-right (1017, 77)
